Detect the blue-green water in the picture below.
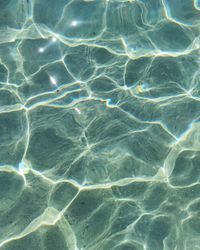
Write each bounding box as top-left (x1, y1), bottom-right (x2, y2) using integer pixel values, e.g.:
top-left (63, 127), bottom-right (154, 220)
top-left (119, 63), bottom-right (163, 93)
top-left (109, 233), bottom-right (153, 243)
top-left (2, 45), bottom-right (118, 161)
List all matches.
top-left (0, 0), bottom-right (200, 249)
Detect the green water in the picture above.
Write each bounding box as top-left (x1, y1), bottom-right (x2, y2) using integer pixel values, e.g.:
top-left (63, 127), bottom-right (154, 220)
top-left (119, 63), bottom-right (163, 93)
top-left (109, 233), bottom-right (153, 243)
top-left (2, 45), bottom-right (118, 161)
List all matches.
top-left (0, 0), bottom-right (200, 249)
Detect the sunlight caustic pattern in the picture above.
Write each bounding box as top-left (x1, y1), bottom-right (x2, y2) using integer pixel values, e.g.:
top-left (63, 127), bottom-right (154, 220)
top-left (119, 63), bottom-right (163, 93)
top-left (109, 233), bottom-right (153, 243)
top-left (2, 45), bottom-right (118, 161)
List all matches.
top-left (0, 0), bottom-right (200, 249)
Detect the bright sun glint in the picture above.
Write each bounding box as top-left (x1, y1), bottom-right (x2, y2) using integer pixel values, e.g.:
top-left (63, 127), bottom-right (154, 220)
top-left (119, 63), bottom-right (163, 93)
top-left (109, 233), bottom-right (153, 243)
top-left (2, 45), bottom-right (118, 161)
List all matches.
top-left (71, 20), bottom-right (78, 27)
top-left (38, 47), bottom-right (45, 53)
top-left (49, 75), bottom-right (57, 85)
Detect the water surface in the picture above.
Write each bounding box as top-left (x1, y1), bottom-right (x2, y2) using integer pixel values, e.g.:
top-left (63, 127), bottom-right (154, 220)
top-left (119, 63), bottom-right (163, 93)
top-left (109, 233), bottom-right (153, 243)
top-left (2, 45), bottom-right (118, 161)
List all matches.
top-left (0, 0), bottom-right (200, 249)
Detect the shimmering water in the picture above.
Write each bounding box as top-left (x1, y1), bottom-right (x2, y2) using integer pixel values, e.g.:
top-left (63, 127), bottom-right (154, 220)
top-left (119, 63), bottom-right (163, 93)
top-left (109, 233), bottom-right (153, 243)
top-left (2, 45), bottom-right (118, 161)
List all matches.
top-left (0, 0), bottom-right (200, 249)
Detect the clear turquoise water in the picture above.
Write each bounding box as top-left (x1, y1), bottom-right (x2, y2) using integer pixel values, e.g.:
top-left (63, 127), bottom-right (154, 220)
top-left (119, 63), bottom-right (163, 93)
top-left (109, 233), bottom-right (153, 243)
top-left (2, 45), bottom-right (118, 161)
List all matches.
top-left (0, 0), bottom-right (200, 249)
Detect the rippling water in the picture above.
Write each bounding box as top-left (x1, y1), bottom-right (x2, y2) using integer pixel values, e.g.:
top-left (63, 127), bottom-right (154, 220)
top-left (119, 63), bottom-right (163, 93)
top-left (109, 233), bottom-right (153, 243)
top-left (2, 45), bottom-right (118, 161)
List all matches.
top-left (0, 0), bottom-right (200, 249)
